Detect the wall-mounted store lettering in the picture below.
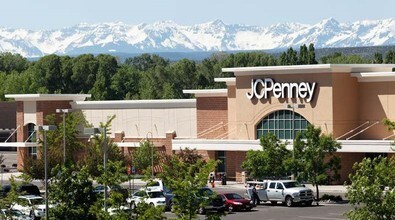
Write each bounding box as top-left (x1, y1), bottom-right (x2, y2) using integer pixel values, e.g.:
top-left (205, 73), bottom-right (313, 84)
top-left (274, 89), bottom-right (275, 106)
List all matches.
top-left (246, 78), bottom-right (316, 102)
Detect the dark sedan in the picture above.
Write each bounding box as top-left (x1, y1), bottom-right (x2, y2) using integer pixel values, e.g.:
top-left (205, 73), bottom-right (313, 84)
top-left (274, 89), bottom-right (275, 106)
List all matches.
top-left (219, 193), bottom-right (253, 212)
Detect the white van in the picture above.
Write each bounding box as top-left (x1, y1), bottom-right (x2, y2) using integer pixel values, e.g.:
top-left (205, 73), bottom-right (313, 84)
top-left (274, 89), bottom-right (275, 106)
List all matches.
top-left (146, 179), bottom-right (170, 194)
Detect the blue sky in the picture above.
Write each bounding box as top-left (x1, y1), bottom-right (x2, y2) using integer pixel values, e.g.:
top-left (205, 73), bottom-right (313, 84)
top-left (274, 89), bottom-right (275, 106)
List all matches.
top-left (1, 0), bottom-right (394, 30)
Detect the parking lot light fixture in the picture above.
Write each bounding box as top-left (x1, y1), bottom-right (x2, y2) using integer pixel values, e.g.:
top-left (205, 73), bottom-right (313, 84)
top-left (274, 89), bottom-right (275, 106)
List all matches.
top-left (146, 131), bottom-right (154, 179)
top-left (84, 127), bottom-right (108, 211)
top-left (56, 108), bottom-right (74, 165)
top-left (285, 103), bottom-right (305, 180)
top-left (35, 125), bottom-right (57, 219)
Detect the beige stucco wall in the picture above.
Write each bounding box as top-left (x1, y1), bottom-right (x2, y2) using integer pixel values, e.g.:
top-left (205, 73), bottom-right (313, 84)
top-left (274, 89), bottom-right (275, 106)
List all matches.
top-left (358, 82), bottom-right (395, 139)
top-left (332, 73), bottom-right (359, 139)
top-left (228, 72), bottom-right (334, 140)
top-left (83, 108), bottom-right (197, 138)
top-left (228, 71), bottom-right (395, 141)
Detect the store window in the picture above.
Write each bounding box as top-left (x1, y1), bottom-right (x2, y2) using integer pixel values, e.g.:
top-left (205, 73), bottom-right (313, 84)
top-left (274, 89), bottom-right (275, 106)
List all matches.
top-left (215, 151), bottom-right (226, 173)
top-left (256, 110), bottom-right (310, 140)
top-left (26, 123), bottom-right (37, 159)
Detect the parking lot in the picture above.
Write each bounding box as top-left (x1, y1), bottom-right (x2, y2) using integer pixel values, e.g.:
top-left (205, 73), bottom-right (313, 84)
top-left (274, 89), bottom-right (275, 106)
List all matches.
top-left (1, 172), bottom-right (352, 220)
top-left (206, 185), bottom-right (351, 220)
top-left (163, 203), bottom-right (351, 220)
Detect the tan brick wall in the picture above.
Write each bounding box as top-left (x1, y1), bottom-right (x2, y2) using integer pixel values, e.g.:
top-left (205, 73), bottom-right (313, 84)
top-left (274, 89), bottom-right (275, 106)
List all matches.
top-left (16, 101), bottom-right (26, 170)
top-left (0, 102), bottom-right (16, 129)
top-left (197, 97), bottom-right (228, 139)
top-left (226, 151), bottom-right (246, 182)
top-left (36, 101), bottom-right (72, 125)
top-left (165, 131), bottom-right (176, 155)
top-left (335, 152), bottom-right (365, 184)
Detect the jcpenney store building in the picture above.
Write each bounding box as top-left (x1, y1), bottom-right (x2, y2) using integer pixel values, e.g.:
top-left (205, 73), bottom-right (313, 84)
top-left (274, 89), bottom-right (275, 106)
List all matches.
top-left (3, 64), bottom-right (395, 183)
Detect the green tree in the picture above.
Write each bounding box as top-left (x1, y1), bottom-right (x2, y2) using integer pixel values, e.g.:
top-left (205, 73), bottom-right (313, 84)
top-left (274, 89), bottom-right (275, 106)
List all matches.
top-left (287, 47), bottom-right (298, 65)
top-left (159, 148), bottom-right (218, 220)
top-left (373, 52), bottom-right (383, 64)
top-left (129, 141), bottom-right (160, 177)
top-left (90, 54), bottom-right (118, 100)
top-left (124, 54), bottom-right (169, 71)
top-left (111, 65), bottom-right (140, 100)
top-left (138, 70), bottom-right (158, 99)
top-left (0, 52), bottom-right (29, 74)
top-left (242, 133), bottom-right (292, 179)
top-left (91, 160), bottom-right (128, 219)
top-left (293, 125), bottom-right (341, 202)
top-left (60, 56), bottom-right (74, 93)
top-left (346, 156), bottom-right (395, 220)
top-left (308, 43), bottom-right (318, 64)
top-left (279, 52), bottom-right (288, 65)
top-left (298, 44), bottom-right (309, 64)
top-left (34, 54), bottom-right (63, 93)
top-left (383, 118), bottom-right (395, 131)
top-left (134, 203), bottom-right (166, 220)
top-left (384, 50), bottom-right (395, 64)
top-left (81, 115), bottom-right (125, 177)
top-left (71, 54), bottom-right (98, 94)
top-left (321, 52), bottom-right (369, 64)
top-left (23, 112), bottom-right (87, 179)
top-left (49, 164), bottom-right (96, 219)
top-left (0, 177), bottom-right (25, 215)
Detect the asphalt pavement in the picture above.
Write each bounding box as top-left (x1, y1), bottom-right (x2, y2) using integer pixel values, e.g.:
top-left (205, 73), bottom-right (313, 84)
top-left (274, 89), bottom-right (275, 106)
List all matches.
top-left (1, 172), bottom-right (352, 219)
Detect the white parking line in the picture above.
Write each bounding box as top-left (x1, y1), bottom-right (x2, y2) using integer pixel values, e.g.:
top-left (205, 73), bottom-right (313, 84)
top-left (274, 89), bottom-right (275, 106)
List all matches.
top-left (298, 216), bottom-right (345, 220)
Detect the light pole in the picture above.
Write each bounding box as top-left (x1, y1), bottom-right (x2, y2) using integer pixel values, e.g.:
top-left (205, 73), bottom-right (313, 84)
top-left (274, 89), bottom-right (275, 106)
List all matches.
top-left (84, 127), bottom-right (108, 211)
top-left (146, 131), bottom-right (154, 179)
top-left (35, 125), bottom-right (57, 219)
top-left (286, 104), bottom-right (305, 180)
top-left (56, 109), bottom-right (73, 165)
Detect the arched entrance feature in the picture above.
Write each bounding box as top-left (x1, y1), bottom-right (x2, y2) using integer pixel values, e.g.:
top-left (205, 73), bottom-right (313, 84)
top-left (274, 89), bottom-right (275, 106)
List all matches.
top-left (256, 110), bottom-right (310, 139)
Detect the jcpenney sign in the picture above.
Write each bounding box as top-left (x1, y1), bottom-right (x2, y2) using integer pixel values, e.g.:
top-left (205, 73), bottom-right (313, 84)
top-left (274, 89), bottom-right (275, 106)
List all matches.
top-left (246, 78), bottom-right (316, 103)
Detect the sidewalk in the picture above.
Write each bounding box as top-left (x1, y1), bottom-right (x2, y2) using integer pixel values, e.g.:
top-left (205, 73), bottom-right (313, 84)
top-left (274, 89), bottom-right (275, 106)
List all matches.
top-left (0, 171), bottom-right (24, 181)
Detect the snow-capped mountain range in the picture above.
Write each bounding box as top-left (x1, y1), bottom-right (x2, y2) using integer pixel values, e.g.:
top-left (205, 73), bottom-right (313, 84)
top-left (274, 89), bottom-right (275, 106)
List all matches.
top-left (1, 18), bottom-right (395, 58)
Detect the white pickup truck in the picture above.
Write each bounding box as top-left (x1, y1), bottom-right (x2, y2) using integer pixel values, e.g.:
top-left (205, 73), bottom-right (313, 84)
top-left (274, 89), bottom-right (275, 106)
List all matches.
top-left (246, 180), bottom-right (314, 207)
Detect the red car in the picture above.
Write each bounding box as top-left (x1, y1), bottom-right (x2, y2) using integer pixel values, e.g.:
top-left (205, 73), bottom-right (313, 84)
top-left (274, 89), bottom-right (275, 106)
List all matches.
top-left (219, 193), bottom-right (253, 212)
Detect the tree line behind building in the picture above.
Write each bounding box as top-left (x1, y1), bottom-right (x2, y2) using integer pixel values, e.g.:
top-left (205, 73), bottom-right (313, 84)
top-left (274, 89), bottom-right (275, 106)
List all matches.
top-left (1, 43), bottom-right (395, 101)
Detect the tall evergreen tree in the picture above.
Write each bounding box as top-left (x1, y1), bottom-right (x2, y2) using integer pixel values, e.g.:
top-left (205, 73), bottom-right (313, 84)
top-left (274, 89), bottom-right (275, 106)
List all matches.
top-left (34, 54), bottom-right (63, 93)
top-left (373, 52), bottom-right (383, 64)
top-left (308, 43), bottom-right (318, 64)
top-left (287, 47), bottom-right (298, 65)
top-left (298, 44), bottom-right (309, 64)
top-left (385, 50), bottom-right (395, 63)
top-left (279, 52), bottom-right (288, 65)
top-left (90, 54), bottom-right (118, 100)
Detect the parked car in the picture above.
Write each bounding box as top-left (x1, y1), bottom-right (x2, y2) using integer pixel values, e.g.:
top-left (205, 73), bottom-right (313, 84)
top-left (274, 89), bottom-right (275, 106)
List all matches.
top-left (196, 187), bottom-right (226, 214)
top-left (93, 185), bottom-right (128, 200)
top-left (246, 180), bottom-right (269, 205)
top-left (12, 195), bottom-right (46, 219)
top-left (219, 193), bottom-right (253, 212)
top-left (126, 188), bottom-right (166, 209)
top-left (146, 179), bottom-right (166, 192)
top-left (166, 187), bottom-right (225, 214)
top-left (1, 184), bottom-right (40, 198)
top-left (106, 206), bottom-right (132, 216)
top-left (143, 179), bottom-right (175, 210)
top-left (247, 180), bottom-right (314, 207)
top-left (1, 209), bottom-right (32, 220)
